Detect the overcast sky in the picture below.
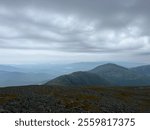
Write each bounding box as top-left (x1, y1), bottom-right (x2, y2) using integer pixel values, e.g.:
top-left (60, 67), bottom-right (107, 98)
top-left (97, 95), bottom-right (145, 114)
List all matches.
top-left (0, 0), bottom-right (150, 64)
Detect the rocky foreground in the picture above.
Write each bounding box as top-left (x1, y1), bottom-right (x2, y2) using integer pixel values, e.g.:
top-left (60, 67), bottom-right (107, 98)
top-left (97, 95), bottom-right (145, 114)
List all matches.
top-left (0, 85), bottom-right (149, 113)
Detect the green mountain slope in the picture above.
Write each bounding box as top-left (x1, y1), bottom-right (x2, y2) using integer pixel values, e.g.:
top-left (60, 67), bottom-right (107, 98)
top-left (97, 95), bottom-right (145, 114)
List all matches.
top-left (45, 71), bottom-right (110, 87)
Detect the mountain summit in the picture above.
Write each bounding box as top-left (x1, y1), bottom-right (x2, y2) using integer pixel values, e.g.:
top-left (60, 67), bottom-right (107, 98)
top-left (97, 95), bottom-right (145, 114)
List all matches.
top-left (89, 63), bottom-right (150, 86)
top-left (90, 63), bottom-right (128, 73)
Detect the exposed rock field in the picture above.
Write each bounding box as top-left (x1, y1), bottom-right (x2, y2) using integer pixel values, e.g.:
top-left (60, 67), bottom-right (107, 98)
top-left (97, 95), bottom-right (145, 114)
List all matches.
top-left (0, 85), bottom-right (149, 113)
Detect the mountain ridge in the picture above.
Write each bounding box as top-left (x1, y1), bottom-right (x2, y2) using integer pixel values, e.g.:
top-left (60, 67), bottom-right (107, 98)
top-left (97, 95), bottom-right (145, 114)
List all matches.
top-left (46, 63), bottom-right (150, 87)
top-left (46, 71), bottom-right (110, 87)
top-left (1, 63), bottom-right (150, 87)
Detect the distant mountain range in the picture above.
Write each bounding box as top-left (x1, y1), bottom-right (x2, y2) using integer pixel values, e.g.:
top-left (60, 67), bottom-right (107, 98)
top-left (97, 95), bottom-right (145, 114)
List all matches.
top-left (0, 70), bottom-right (51, 87)
top-left (0, 65), bottom-right (19, 72)
top-left (46, 63), bottom-right (150, 87)
top-left (0, 62), bottom-right (150, 87)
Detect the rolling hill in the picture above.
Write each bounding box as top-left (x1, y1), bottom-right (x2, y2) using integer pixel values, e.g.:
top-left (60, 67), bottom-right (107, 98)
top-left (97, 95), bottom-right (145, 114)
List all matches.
top-left (45, 71), bottom-right (110, 87)
top-left (131, 65), bottom-right (150, 76)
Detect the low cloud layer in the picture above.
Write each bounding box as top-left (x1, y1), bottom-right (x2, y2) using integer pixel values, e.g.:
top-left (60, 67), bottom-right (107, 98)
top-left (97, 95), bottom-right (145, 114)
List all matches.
top-left (0, 0), bottom-right (150, 64)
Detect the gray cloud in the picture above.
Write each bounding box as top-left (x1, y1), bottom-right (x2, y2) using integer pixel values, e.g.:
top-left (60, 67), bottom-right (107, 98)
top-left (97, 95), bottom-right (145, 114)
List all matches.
top-left (0, 0), bottom-right (150, 64)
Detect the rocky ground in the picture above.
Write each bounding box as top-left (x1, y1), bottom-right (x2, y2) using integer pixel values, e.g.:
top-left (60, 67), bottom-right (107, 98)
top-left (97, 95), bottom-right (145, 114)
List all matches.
top-left (0, 85), bottom-right (149, 113)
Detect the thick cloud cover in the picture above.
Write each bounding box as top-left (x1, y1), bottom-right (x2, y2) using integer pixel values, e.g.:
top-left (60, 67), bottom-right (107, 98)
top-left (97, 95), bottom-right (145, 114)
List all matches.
top-left (0, 0), bottom-right (150, 64)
